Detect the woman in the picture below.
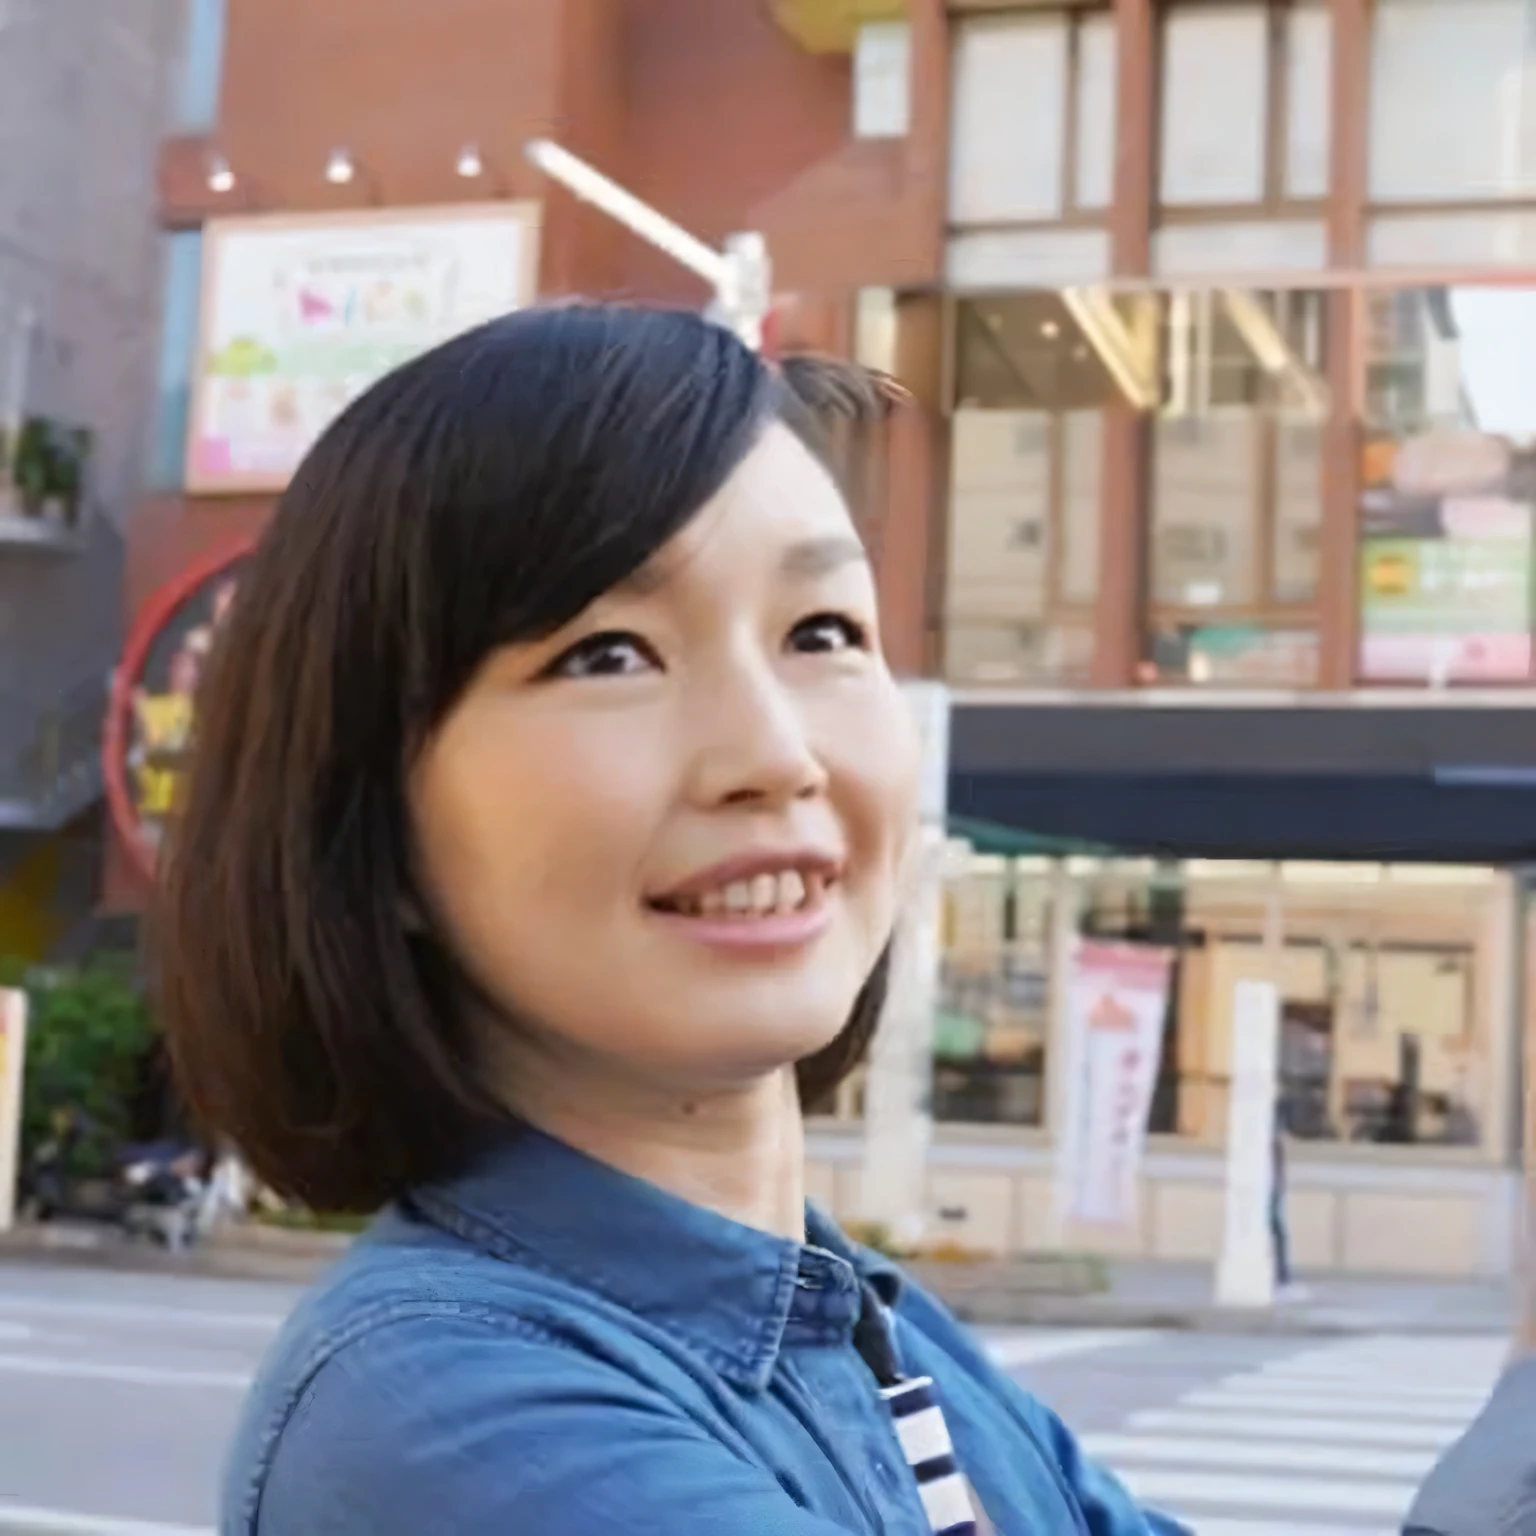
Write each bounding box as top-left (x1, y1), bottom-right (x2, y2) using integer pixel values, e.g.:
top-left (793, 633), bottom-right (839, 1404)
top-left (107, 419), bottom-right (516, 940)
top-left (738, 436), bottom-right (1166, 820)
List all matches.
top-left (157, 304), bottom-right (1187, 1536)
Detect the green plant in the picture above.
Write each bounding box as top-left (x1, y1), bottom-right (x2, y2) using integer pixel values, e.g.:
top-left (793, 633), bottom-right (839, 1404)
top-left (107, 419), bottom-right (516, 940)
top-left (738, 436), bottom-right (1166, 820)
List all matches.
top-left (2, 954), bottom-right (156, 1181)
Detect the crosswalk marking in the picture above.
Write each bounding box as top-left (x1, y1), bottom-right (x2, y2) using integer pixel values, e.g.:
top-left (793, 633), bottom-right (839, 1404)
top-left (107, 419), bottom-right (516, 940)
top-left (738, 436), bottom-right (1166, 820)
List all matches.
top-left (1178, 1384), bottom-right (1486, 1420)
top-left (1082, 1333), bottom-right (1501, 1536)
top-left (1121, 1467), bottom-right (1419, 1517)
top-left (1125, 1408), bottom-right (1460, 1450)
top-left (1082, 1432), bottom-right (1433, 1480)
top-left (1188, 1524), bottom-right (1393, 1536)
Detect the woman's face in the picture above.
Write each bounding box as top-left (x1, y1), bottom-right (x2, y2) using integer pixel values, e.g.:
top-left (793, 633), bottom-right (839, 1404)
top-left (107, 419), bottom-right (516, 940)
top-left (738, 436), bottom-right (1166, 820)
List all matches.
top-left (411, 423), bottom-right (920, 1098)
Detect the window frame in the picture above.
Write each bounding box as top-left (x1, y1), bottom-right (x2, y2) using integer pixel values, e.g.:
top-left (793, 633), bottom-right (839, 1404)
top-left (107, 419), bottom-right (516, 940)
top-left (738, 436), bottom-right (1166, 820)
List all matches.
top-left (1155, 0), bottom-right (1333, 219)
top-left (946, 6), bottom-right (1119, 232)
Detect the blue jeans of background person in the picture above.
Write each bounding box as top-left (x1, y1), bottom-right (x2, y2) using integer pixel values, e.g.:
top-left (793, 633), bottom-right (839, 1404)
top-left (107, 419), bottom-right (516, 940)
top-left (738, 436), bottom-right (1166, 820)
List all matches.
top-left (1269, 1188), bottom-right (1291, 1287)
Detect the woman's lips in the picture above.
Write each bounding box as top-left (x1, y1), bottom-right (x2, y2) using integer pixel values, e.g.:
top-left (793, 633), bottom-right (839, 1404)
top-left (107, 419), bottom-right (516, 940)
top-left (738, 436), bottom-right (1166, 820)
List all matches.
top-left (646, 865), bottom-right (837, 951)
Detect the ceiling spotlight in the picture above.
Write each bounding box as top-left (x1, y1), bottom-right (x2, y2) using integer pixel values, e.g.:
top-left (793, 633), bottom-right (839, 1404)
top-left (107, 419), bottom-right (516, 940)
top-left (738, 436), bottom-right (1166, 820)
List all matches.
top-left (325, 147), bottom-right (355, 185)
top-left (207, 154), bottom-right (235, 194)
top-left (1041, 320), bottom-right (1061, 339)
top-left (456, 142), bottom-right (484, 179)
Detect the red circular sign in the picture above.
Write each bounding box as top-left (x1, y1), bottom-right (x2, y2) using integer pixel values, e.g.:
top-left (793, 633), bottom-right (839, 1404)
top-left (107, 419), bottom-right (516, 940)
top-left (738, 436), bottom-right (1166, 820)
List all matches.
top-left (104, 539), bottom-right (256, 881)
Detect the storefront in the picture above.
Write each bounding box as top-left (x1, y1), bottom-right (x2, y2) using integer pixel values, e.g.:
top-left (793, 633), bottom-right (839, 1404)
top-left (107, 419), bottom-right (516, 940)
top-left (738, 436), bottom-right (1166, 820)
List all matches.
top-left (809, 850), bottom-right (1523, 1278)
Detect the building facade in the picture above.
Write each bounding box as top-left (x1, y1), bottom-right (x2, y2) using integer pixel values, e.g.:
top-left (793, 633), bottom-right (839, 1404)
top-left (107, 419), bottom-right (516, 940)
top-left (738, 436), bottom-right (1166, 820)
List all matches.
top-left (124, 0), bottom-right (1536, 1274)
top-left (0, 0), bottom-right (181, 960)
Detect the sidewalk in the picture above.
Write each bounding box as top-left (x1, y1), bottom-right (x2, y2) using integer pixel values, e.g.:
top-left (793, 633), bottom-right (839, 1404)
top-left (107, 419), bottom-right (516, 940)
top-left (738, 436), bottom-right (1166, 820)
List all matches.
top-left (968, 1258), bottom-right (1517, 1337)
top-left (0, 1222), bottom-right (1517, 1335)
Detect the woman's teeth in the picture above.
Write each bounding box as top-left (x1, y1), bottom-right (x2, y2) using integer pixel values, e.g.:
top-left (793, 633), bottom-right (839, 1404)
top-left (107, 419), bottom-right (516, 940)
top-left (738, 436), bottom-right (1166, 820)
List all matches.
top-left (664, 869), bottom-right (823, 918)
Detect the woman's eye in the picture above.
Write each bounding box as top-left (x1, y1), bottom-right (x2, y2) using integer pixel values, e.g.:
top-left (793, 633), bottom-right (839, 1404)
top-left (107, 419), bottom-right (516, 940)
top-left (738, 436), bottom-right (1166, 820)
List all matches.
top-left (788, 613), bottom-right (870, 655)
top-left (545, 632), bottom-right (660, 680)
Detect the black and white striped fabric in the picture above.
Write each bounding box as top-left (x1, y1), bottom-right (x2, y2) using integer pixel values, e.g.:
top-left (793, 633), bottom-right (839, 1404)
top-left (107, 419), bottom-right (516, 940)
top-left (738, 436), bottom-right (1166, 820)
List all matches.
top-left (879, 1375), bottom-right (978, 1536)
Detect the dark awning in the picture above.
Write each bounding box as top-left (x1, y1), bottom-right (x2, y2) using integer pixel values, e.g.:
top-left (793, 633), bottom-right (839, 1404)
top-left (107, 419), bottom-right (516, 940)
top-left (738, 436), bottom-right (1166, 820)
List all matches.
top-left (949, 701), bottom-right (1536, 865)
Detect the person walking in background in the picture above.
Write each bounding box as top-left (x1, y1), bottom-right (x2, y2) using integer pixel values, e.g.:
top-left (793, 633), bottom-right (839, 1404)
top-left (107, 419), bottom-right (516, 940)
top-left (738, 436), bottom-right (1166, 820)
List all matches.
top-left (155, 305), bottom-right (1190, 1535)
top-left (1271, 1111), bottom-right (1291, 1289)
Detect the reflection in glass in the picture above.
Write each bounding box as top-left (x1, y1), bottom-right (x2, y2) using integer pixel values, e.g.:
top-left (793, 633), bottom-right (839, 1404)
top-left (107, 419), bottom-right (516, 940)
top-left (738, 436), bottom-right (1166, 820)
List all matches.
top-left (946, 295), bottom-right (1109, 685)
top-left (1360, 283), bottom-right (1536, 685)
top-left (933, 860), bottom-right (1050, 1128)
top-left (1147, 288), bottom-right (1327, 685)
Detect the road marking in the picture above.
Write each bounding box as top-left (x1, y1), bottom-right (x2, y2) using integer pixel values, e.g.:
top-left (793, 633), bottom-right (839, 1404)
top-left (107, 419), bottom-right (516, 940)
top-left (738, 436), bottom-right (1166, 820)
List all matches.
top-left (1125, 1407), bottom-right (1461, 1450)
top-left (0, 1505), bottom-right (212, 1535)
top-left (985, 1329), bottom-right (1160, 1368)
top-left (1115, 1467), bottom-right (1413, 1517)
top-left (1258, 1356), bottom-right (1501, 1390)
top-left (0, 1353), bottom-right (250, 1388)
top-left (0, 1297), bottom-right (281, 1332)
top-left (1184, 1524), bottom-right (1394, 1536)
top-left (1082, 1431), bottom-right (1433, 1480)
top-left (1179, 1385), bottom-right (1488, 1421)
top-left (1237, 1369), bottom-right (1493, 1405)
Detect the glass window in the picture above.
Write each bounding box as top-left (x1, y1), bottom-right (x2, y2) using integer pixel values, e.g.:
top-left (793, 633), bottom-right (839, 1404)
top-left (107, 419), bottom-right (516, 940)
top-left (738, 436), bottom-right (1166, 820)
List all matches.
top-left (1274, 419), bottom-right (1323, 603)
top-left (1060, 411), bottom-right (1103, 606)
top-left (1074, 14), bottom-right (1118, 210)
top-left (853, 287), bottom-right (897, 374)
top-left (853, 21), bottom-right (911, 139)
top-left (1153, 414), bottom-right (1262, 608)
top-left (1149, 286), bottom-right (1327, 686)
top-left (146, 231), bottom-right (204, 490)
top-left (1359, 282), bottom-right (1536, 685)
top-left (1159, 5), bottom-right (1269, 205)
top-left (949, 15), bottom-right (1068, 224)
top-left (946, 294), bottom-right (1114, 686)
top-left (934, 857), bottom-right (1051, 1128)
top-left (172, 0), bottom-right (227, 133)
top-left (1284, 3), bottom-right (1333, 198)
top-left (1173, 867), bottom-right (1493, 1149)
top-left (1369, 0), bottom-right (1536, 202)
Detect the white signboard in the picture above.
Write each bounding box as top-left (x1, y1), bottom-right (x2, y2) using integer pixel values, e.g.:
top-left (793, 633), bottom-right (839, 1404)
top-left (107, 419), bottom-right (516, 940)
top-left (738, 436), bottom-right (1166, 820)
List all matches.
top-left (187, 202), bottom-right (542, 493)
top-left (1058, 941), bottom-right (1174, 1227)
top-left (1216, 979), bottom-right (1281, 1308)
top-left (0, 988), bottom-right (27, 1232)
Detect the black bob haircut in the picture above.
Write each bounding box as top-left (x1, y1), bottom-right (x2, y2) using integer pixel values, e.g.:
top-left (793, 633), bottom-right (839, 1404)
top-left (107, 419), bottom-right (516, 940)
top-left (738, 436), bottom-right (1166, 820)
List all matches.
top-left (155, 303), bottom-right (900, 1214)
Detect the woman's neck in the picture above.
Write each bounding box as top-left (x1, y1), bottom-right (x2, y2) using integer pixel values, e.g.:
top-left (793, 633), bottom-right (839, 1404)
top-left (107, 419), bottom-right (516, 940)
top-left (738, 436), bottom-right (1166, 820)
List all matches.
top-left (496, 1056), bottom-right (807, 1242)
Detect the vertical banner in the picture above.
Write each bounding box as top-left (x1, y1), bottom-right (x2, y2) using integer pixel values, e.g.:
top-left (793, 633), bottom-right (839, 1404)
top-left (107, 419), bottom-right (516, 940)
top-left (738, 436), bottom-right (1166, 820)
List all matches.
top-left (0, 988), bottom-right (27, 1232)
top-left (1058, 941), bottom-right (1174, 1227)
top-left (1216, 979), bottom-right (1281, 1308)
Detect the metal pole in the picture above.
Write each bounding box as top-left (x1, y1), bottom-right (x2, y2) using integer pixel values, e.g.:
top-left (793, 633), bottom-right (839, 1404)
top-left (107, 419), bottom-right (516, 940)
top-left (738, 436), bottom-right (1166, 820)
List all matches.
top-left (524, 139), bottom-right (770, 349)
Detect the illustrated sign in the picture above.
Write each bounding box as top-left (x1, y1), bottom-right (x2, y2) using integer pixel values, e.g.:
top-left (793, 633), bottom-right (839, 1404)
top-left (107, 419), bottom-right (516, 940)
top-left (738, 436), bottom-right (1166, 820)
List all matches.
top-left (187, 203), bottom-right (541, 493)
top-left (1057, 941), bottom-right (1175, 1227)
top-left (104, 545), bottom-right (253, 878)
top-left (1359, 432), bottom-right (1536, 683)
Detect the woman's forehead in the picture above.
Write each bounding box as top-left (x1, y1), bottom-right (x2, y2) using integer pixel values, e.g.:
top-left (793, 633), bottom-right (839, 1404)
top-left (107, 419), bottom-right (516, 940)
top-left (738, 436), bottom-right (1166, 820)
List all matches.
top-left (628, 425), bottom-right (861, 589)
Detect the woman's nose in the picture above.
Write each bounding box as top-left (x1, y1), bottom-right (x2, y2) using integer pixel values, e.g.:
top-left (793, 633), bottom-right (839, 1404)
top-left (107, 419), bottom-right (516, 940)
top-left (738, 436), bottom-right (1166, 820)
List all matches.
top-left (685, 665), bottom-right (828, 810)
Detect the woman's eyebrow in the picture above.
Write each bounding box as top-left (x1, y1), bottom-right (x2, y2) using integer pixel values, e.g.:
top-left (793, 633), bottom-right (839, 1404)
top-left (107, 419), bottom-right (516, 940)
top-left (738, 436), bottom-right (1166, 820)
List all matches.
top-left (779, 535), bottom-right (868, 579)
top-left (613, 534), bottom-right (867, 597)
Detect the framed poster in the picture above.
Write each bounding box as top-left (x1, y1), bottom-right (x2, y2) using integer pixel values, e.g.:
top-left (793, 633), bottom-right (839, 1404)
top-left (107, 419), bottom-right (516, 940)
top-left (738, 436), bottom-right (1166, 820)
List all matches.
top-left (186, 202), bottom-right (541, 493)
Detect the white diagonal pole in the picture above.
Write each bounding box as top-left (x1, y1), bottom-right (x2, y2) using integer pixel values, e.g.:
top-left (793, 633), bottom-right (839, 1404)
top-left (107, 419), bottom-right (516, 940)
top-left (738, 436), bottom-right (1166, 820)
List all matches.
top-left (525, 139), bottom-right (770, 349)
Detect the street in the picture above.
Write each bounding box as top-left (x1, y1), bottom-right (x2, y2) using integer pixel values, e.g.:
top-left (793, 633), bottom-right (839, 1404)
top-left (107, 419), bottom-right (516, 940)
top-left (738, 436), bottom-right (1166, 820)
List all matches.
top-left (0, 1264), bottom-right (1505, 1534)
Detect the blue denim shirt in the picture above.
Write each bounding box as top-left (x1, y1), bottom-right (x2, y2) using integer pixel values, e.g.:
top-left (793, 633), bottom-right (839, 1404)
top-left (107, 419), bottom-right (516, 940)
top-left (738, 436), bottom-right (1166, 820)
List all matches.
top-left (226, 1129), bottom-right (1189, 1535)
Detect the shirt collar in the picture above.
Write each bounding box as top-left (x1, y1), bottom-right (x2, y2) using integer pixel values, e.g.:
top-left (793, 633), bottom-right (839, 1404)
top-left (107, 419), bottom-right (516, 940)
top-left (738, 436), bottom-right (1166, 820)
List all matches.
top-left (408, 1125), bottom-right (902, 1391)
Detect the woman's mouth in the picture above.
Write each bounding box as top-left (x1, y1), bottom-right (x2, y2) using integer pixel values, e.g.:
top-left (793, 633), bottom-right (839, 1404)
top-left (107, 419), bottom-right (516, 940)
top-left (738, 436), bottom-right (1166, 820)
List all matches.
top-left (649, 868), bottom-right (829, 919)
top-left (645, 859), bottom-right (839, 951)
